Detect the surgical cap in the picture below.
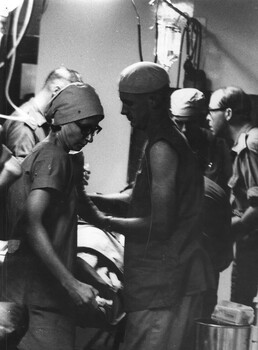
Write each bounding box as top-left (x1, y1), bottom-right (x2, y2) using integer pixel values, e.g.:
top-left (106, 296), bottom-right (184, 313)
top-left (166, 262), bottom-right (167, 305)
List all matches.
top-left (171, 88), bottom-right (206, 119)
top-left (119, 61), bottom-right (170, 94)
top-left (46, 83), bottom-right (104, 126)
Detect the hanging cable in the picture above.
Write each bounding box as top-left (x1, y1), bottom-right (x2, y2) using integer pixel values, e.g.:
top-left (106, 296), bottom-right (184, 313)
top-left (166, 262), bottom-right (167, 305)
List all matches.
top-left (131, 0), bottom-right (143, 61)
top-left (5, 3), bottom-right (22, 112)
top-left (3, 0), bottom-right (35, 121)
top-left (176, 17), bottom-right (203, 88)
top-left (153, 0), bottom-right (161, 63)
top-left (176, 25), bottom-right (186, 88)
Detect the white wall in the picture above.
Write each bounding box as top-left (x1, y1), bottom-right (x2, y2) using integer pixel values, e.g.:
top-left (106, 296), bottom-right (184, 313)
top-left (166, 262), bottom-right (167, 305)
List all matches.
top-left (195, 0), bottom-right (258, 94)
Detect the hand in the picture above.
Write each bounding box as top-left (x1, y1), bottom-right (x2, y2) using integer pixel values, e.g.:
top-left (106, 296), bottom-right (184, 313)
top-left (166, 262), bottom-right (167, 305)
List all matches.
top-left (67, 279), bottom-right (99, 309)
top-left (82, 164), bottom-right (91, 186)
top-left (231, 216), bottom-right (248, 242)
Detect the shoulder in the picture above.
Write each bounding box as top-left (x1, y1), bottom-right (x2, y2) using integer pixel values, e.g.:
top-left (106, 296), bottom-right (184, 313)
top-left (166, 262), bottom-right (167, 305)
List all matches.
top-left (23, 143), bottom-right (72, 189)
top-left (149, 140), bottom-right (179, 176)
top-left (3, 118), bottom-right (35, 134)
top-left (150, 140), bottom-right (178, 159)
top-left (246, 128), bottom-right (258, 153)
top-left (35, 142), bottom-right (68, 160)
top-left (25, 142), bottom-right (69, 168)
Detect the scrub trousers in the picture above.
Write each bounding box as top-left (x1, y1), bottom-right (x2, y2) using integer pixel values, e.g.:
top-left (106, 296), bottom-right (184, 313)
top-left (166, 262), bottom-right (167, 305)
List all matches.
top-left (120, 293), bottom-right (204, 350)
top-left (231, 238), bottom-right (258, 308)
top-left (17, 305), bottom-right (76, 350)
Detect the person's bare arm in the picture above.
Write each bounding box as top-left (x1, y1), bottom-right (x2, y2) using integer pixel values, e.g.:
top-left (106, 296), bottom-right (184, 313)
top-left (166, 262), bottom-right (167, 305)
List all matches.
top-left (107, 141), bottom-right (178, 240)
top-left (24, 189), bottom-right (98, 308)
top-left (0, 155), bottom-right (22, 191)
top-left (89, 191), bottom-right (131, 217)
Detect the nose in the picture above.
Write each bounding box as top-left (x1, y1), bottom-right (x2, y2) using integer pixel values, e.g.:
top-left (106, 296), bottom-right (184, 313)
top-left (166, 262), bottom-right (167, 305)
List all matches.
top-left (206, 114), bottom-right (212, 122)
top-left (121, 104), bottom-right (128, 116)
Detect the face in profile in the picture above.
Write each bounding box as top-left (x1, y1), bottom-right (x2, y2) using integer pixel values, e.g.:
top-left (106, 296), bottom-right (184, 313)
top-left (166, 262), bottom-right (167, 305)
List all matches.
top-left (119, 92), bottom-right (149, 130)
top-left (173, 116), bottom-right (201, 141)
top-left (207, 92), bottom-right (228, 138)
top-left (61, 115), bottom-right (103, 152)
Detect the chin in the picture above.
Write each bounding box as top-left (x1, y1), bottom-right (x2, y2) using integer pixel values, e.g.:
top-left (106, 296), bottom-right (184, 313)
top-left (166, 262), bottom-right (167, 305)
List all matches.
top-left (72, 144), bottom-right (85, 152)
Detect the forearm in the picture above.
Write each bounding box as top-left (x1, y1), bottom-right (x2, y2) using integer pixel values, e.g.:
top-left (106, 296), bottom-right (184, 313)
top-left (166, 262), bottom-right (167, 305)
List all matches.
top-left (0, 156), bottom-right (22, 190)
top-left (27, 223), bottom-right (76, 288)
top-left (77, 189), bottom-right (110, 228)
top-left (89, 192), bottom-right (130, 216)
top-left (105, 216), bottom-right (151, 238)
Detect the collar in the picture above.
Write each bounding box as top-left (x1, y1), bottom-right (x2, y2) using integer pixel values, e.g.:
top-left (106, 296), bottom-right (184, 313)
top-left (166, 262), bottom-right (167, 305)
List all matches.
top-left (30, 98), bottom-right (47, 127)
top-left (232, 124), bottom-right (253, 154)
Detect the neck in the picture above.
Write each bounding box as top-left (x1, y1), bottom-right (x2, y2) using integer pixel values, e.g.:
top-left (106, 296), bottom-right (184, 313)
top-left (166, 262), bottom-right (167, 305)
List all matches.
top-left (34, 89), bottom-right (52, 115)
top-left (229, 122), bottom-right (251, 146)
top-left (147, 107), bottom-right (169, 136)
top-left (48, 131), bottom-right (69, 153)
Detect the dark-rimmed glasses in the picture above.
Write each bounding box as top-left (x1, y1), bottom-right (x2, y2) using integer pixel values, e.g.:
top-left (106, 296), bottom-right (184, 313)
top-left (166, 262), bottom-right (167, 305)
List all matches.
top-left (75, 121), bottom-right (102, 138)
top-left (208, 107), bottom-right (226, 113)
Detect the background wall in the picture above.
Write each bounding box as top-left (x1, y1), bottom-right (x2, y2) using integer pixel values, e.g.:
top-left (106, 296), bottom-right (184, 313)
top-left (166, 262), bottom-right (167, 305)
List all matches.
top-left (195, 0), bottom-right (258, 94)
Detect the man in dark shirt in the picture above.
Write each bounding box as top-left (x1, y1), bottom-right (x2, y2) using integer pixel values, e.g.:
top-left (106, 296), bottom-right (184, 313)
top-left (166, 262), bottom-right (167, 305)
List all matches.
top-left (100, 62), bottom-right (213, 350)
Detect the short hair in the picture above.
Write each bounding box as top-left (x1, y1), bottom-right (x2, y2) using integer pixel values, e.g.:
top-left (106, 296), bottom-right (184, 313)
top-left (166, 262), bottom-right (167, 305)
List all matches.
top-left (43, 66), bottom-right (84, 88)
top-left (214, 86), bottom-right (252, 122)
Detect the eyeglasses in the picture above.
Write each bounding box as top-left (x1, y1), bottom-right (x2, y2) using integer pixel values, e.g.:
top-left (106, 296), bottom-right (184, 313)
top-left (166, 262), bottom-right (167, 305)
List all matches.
top-left (75, 121), bottom-right (102, 138)
top-left (208, 107), bottom-right (226, 113)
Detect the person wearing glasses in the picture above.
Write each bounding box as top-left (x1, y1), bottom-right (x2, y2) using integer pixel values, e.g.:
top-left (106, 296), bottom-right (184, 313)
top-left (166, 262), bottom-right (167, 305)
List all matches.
top-left (171, 88), bottom-right (233, 314)
top-left (0, 66), bottom-right (86, 241)
top-left (171, 88), bottom-right (232, 196)
top-left (0, 83), bottom-right (111, 350)
top-left (207, 86), bottom-right (258, 308)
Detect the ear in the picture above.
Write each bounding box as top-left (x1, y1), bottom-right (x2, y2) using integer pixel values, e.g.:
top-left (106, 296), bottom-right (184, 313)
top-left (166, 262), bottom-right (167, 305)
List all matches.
top-left (148, 94), bottom-right (159, 109)
top-left (225, 107), bottom-right (232, 121)
top-left (51, 85), bottom-right (61, 97)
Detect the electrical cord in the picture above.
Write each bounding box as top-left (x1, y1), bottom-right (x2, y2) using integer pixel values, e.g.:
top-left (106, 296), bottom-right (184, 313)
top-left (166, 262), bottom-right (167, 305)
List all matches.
top-left (131, 0), bottom-right (143, 61)
top-left (4, 2), bottom-right (22, 112)
top-left (176, 25), bottom-right (186, 88)
top-left (176, 16), bottom-right (203, 88)
top-left (3, 0), bottom-right (35, 119)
